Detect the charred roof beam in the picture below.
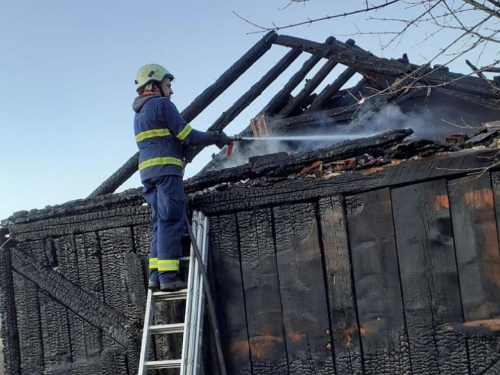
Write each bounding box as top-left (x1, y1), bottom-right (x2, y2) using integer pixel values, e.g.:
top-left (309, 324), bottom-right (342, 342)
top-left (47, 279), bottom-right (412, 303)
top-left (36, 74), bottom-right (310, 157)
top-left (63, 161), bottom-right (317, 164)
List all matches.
top-left (273, 34), bottom-right (500, 99)
top-left (260, 36), bottom-right (337, 117)
top-left (279, 39), bottom-right (356, 117)
top-left (305, 66), bottom-right (358, 114)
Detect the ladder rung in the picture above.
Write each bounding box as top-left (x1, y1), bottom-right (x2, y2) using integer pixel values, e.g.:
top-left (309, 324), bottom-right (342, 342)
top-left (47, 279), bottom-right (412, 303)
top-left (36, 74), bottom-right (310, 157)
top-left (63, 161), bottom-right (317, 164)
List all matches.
top-left (153, 289), bottom-right (188, 302)
top-left (150, 323), bottom-right (185, 335)
top-left (145, 359), bottom-right (182, 370)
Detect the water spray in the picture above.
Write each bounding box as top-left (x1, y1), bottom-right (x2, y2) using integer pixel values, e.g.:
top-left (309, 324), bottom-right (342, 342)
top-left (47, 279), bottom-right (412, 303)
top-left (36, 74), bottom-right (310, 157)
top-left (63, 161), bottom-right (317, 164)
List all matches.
top-left (239, 135), bottom-right (373, 141)
top-left (226, 134), bottom-right (374, 156)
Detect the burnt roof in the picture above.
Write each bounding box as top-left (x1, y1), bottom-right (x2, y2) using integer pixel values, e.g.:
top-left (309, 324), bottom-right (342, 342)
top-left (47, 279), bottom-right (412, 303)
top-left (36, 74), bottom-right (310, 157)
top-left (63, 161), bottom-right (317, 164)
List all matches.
top-left (194, 34), bottom-right (500, 174)
top-left (89, 32), bottom-right (500, 198)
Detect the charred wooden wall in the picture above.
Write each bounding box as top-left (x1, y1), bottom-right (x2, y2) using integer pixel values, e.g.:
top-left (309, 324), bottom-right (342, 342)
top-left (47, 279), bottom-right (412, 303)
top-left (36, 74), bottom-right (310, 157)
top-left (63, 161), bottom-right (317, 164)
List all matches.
top-left (0, 192), bottom-right (188, 375)
top-left (197, 152), bottom-right (500, 375)
top-left (3, 150), bottom-right (500, 374)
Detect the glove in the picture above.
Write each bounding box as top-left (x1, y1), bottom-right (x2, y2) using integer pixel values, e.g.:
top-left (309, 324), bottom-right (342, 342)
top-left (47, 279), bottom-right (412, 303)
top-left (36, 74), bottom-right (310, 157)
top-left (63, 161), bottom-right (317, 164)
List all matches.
top-left (211, 132), bottom-right (231, 149)
top-left (183, 145), bottom-right (197, 163)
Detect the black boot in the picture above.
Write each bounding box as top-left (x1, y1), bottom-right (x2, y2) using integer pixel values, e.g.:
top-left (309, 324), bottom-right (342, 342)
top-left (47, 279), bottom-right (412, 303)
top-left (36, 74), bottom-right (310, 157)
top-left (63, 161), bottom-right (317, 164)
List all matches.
top-left (149, 270), bottom-right (160, 290)
top-left (160, 279), bottom-right (187, 292)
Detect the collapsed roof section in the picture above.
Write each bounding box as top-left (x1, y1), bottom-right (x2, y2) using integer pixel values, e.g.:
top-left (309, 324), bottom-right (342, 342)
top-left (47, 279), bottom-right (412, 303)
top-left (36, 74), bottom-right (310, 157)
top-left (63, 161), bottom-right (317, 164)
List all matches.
top-left (90, 31), bottom-right (500, 197)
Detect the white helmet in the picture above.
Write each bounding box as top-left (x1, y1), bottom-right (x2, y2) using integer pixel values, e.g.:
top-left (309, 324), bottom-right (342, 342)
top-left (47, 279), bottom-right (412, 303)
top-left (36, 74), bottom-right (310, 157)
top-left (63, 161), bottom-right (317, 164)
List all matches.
top-left (135, 63), bottom-right (174, 92)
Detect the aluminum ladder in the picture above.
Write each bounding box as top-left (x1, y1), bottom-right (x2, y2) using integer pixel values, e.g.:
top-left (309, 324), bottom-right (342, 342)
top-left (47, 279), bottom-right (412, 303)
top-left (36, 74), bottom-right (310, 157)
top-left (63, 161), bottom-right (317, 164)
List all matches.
top-left (138, 211), bottom-right (209, 375)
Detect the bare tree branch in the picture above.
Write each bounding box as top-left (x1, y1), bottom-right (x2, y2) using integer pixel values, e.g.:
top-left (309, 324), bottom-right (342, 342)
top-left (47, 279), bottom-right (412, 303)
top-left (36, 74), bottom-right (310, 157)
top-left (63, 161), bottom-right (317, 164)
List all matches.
top-left (233, 0), bottom-right (401, 34)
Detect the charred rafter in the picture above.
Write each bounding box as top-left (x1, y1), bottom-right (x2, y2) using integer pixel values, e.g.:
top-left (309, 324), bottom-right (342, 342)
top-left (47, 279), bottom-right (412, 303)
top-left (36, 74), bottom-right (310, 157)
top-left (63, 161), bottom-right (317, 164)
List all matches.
top-left (260, 36), bottom-right (336, 117)
top-left (305, 66), bottom-right (358, 113)
top-left (273, 35), bottom-right (500, 98)
top-left (279, 39), bottom-right (356, 117)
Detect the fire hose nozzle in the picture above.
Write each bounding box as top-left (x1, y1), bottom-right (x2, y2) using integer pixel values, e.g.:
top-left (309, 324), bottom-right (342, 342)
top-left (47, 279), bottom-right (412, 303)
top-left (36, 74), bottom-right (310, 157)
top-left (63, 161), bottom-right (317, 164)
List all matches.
top-left (229, 135), bottom-right (242, 142)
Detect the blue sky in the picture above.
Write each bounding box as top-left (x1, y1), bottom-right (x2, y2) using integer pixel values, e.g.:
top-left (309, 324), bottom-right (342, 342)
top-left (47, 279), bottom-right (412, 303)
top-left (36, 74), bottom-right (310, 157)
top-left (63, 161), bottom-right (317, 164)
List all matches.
top-left (0, 0), bottom-right (496, 220)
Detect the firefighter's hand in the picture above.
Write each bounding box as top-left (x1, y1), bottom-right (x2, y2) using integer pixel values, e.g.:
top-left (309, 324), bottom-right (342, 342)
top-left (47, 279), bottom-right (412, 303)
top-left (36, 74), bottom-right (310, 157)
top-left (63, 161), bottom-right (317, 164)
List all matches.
top-left (212, 132), bottom-right (231, 149)
top-left (183, 145), bottom-right (197, 163)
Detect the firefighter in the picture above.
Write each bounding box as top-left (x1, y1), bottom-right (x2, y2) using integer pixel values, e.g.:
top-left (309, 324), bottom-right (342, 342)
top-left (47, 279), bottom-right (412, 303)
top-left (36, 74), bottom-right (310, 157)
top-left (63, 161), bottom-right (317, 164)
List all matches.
top-left (133, 63), bottom-right (229, 292)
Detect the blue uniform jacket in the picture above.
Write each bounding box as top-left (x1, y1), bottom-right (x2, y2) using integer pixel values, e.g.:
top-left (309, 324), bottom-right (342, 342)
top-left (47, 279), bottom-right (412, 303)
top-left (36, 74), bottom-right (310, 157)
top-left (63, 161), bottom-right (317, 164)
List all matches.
top-left (133, 94), bottom-right (213, 182)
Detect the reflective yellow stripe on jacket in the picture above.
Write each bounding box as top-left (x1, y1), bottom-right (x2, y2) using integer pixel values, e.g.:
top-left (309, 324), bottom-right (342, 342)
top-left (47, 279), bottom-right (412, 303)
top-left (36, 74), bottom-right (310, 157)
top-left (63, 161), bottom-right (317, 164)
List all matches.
top-left (135, 128), bottom-right (170, 143)
top-left (158, 259), bottom-right (180, 272)
top-left (139, 157), bottom-right (184, 171)
top-left (176, 124), bottom-right (192, 141)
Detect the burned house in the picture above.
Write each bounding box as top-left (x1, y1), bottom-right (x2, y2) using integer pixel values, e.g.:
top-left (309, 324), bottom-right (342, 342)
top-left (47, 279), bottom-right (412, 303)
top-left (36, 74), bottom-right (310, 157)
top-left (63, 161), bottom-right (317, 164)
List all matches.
top-left (2, 32), bottom-right (500, 375)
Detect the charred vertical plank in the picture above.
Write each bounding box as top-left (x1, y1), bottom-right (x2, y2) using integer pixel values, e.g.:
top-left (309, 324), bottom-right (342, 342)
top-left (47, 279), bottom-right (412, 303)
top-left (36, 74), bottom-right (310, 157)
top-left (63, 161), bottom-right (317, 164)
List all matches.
top-left (273, 203), bottom-right (335, 374)
top-left (450, 173), bottom-right (500, 374)
top-left (39, 292), bottom-right (72, 371)
top-left (346, 189), bottom-right (411, 375)
top-left (75, 233), bottom-right (105, 301)
top-left (132, 224), bottom-right (151, 285)
top-left (392, 180), bottom-right (469, 374)
top-left (449, 175), bottom-right (500, 317)
top-left (99, 227), bottom-right (144, 373)
top-left (279, 40), bottom-right (355, 118)
top-left (237, 209), bottom-right (288, 374)
top-left (75, 233), bottom-right (105, 357)
top-left (13, 241), bottom-right (46, 374)
top-left (38, 239), bottom-right (72, 370)
top-left (12, 270), bottom-right (45, 374)
top-left (98, 227), bottom-right (134, 313)
top-left (454, 171), bottom-right (500, 374)
top-left (318, 197), bottom-right (363, 374)
top-left (55, 236), bottom-right (89, 360)
top-left (209, 214), bottom-right (252, 374)
top-left (0, 246), bottom-right (21, 375)
top-left (88, 31), bottom-right (277, 198)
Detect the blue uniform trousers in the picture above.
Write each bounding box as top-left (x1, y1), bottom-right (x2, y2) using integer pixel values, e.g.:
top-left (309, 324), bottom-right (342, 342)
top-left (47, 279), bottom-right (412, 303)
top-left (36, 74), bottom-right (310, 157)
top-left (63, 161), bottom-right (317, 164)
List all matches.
top-left (142, 175), bottom-right (186, 284)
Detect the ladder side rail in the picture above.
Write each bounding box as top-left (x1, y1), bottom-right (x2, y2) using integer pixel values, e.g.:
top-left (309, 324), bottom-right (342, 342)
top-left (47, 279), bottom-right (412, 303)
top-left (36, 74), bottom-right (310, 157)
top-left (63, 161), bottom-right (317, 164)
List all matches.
top-left (192, 215), bottom-right (210, 375)
top-left (184, 212), bottom-right (228, 375)
top-left (186, 212), bottom-right (205, 373)
top-left (138, 290), bottom-right (154, 375)
top-left (181, 211), bottom-right (201, 375)
top-left (188, 214), bottom-right (208, 375)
